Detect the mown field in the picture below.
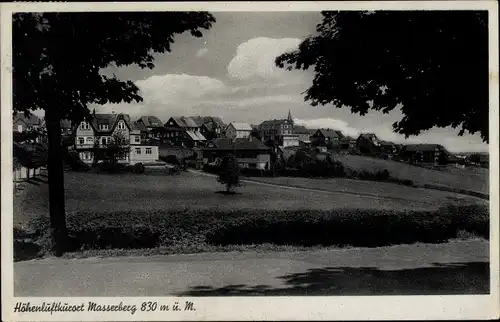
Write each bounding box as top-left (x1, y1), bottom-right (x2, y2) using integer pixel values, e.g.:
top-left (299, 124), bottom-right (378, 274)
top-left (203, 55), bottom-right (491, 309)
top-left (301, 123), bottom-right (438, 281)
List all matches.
top-left (335, 154), bottom-right (489, 195)
top-left (13, 171), bottom-right (487, 229)
top-left (13, 171), bottom-right (489, 261)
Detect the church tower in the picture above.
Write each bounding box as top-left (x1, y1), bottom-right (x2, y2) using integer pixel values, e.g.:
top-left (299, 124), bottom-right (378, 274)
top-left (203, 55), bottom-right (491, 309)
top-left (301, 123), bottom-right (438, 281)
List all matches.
top-left (287, 109), bottom-right (293, 125)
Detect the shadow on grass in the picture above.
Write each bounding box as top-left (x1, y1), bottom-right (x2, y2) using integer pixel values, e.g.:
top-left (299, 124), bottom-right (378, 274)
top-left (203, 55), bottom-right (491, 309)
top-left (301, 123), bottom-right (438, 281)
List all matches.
top-left (14, 240), bottom-right (42, 262)
top-left (31, 176), bottom-right (48, 183)
top-left (177, 262), bottom-right (490, 296)
top-left (214, 191), bottom-right (242, 196)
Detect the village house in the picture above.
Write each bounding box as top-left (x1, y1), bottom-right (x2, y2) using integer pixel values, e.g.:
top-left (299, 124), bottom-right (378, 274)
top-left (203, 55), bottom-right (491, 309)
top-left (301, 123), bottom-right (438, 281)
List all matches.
top-left (75, 111), bottom-right (159, 165)
top-left (339, 136), bottom-right (357, 150)
top-left (190, 116), bottom-right (225, 140)
top-left (225, 122), bottom-right (253, 139)
top-left (310, 128), bottom-right (345, 148)
top-left (135, 115), bottom-right (164, 138)
top-left (13, 112), bottom-right (42, 133)
top-left (202, 137), bottom-right (272, 170)
top-left (293, 125), bottom-right (312, 144)
top-left (258, 110), bottom-right (300, 148)
top-left (400, 144), bottom-right (450, 164)
top-left (163, 116), bottom-right (207, 147)
top-left (356, 133), bottom-right (382, 154)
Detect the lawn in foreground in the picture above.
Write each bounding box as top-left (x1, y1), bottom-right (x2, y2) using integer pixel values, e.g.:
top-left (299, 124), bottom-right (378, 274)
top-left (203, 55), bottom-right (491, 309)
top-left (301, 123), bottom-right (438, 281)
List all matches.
top-left (13, 171), bottom-right (489, 261)
top-left (13, 170), bottom-right (486, 228)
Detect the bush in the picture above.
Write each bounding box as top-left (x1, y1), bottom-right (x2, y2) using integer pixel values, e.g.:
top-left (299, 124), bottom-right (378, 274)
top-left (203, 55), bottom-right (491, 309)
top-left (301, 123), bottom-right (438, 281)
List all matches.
top-left (133, 163), bottom-right (145, 174)
top-left (161, 155), bottom-right (181, 165)
top-left (217, 154), bottom-right (241, 192)
top-left (64, 150), bottom-right (90, 172)
top-left (15, 204), bottom-right (488, 260)
top-left (96, 161), bottom-right (125, 173)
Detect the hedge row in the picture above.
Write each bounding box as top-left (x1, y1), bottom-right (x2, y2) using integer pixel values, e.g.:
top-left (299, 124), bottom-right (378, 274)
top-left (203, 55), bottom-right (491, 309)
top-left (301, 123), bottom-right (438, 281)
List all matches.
top-left (15, 204), bottom-right (488, 259)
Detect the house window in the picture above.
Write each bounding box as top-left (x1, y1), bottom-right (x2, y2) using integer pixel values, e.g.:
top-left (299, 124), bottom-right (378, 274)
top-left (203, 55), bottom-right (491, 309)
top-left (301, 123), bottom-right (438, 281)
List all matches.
top-left (134, 136), bottom-right (140, 143)
top-left (146, 148), bottom-right (152, 155)
top-left (101, 137), bottom-right (107, 145)
top-left (78, 137), bottom-right (84, 145)
top-left (135, 148), bottom-right (141, 155)
top-left (83, 152), bottom-right (91, 160)
top-left (99, 124), bottom-right (109, 131)
top-left (86, 137), bottom-right (93, 144)
top-left (117, 121), bottom-right (125, 130)
top-left (80, 122), bottom-right (89, 130)
top-left (106, 137), bottom-right (112, 144)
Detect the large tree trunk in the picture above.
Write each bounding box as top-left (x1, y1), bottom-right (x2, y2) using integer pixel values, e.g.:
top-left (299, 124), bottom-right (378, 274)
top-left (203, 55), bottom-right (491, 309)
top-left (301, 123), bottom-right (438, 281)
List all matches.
top-left (45, 109), bottom-right (68, 256)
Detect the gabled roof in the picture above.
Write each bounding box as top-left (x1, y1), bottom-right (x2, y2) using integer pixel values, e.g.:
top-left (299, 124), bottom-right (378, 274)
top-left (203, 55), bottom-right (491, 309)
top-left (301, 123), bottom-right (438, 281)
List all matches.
top-left (87, 113), bottom-right (136, 134)
top-left (358, 133), bottom-right (379, 141)
top-left (189, 116), bottom-right (206, 127)
top-left (13, 112), bottom-right (41, 126)
top-left (403, 144), bottom-right (447, 152)
top-left (137, 115), bottom-right (163, 128)
top-left (229, 122), bottom-right (252, 131)
top-left (316, 129), bottom-right (344, 139)
top-left (293, 125), bottom-right (310, 134)
top-left (380, 140), bottom-right (396, 146)
top-left (205, 138), bottom-right (270, 151)
top-left (133, 121), bottom-right (148, 132)
top-left (182, 117), bottom-right (199, 128)
top-left (259, 119), bottom-right (291, 127)
top-left (189, 116), bottom-right (225, 130)
top-left (168, 116), bottom-right (199, 128)
top-left (186, 130), bottom-right (206, 141)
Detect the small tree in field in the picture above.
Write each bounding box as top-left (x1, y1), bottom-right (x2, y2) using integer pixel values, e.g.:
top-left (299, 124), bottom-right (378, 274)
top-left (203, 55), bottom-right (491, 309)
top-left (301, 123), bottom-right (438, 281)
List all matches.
top-left (217, 154), bottom-right (241, 193)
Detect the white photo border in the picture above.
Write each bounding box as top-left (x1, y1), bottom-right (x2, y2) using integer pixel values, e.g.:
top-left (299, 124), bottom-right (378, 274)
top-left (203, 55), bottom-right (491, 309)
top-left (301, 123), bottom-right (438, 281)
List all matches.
top-left (1, 1), bottom-right (498, 321)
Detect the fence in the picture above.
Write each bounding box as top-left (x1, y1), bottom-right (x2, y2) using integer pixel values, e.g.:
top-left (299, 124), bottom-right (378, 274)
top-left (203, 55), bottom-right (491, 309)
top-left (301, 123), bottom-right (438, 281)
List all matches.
top-left (13, 167), bottom-right (43, 190)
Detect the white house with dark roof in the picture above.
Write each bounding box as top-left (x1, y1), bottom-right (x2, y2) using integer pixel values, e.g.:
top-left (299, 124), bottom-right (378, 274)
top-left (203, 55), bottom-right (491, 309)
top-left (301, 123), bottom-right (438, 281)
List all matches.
top-left (225, 122), bottom-right (253, 139)
top-left (75, 112), bottom-right (159, 164)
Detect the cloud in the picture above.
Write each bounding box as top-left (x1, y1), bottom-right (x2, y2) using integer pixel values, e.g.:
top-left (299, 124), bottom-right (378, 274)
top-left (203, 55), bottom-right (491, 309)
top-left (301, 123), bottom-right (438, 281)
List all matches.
top-left (95, 73), bottom-right (229, 119)
top-left (195, 48), bottom-right (209, 58)
top-left (135, 74), bottom-right (227, 101)
top-left (227, 37), bottom-right (303, 81)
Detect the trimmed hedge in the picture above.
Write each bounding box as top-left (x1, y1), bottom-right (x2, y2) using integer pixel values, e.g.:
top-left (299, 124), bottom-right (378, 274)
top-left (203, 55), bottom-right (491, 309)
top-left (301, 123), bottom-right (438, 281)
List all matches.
top-left (16, 204), bottom-right (488, 259)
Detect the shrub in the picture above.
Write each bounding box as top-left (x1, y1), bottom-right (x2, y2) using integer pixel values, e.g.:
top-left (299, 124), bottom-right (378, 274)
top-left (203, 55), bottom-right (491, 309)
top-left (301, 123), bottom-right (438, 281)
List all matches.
top-left (217, 154), bottom-right (241, 192)
top-left (64, 150), bottom-right (90, 172)
top-left (14, 204), bottom-right (488, 261)
top-left (161, 155), bottom-right (181, 165)
top-left (133, 163), bottom-right (145, 174)
top-left (96, 161), bottom-right (125, 173)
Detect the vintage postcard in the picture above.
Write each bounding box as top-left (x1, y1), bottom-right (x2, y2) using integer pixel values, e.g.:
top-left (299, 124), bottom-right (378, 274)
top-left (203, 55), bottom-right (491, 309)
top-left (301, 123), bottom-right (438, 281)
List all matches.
top-left (1, 1), bottom-right (499, 321)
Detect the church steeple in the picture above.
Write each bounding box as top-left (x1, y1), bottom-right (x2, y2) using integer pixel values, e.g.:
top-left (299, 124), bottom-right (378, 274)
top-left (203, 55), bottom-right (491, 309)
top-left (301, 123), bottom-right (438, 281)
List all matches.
top-left (287, 109), bottom-right (293, 123)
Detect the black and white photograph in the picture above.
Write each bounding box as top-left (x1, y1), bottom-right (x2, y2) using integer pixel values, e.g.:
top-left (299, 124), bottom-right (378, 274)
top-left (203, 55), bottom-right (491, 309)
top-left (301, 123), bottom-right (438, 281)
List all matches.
top-left (2, 1), bottom-right (499, 321)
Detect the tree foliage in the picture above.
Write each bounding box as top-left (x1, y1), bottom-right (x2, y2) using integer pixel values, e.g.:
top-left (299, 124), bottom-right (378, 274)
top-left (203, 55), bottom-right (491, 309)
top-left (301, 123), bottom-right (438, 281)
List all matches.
top-left (13, 12), bottom-right (216, 122)
top-left (217, 154), bottom-right (241, 193)
top-left (276, 11), bottom-right (489, 142)
top-left (13, 12), bottom-right (216, 255)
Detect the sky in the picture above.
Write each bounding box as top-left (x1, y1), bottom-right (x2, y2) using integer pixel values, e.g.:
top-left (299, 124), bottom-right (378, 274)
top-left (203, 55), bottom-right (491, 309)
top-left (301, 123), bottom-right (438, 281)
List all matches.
top-left (86, 12), bottom-right (487, 153)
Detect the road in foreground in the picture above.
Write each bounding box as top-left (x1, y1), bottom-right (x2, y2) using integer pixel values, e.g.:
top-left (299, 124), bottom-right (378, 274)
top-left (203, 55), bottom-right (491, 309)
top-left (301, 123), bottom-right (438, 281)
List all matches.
top-left (14, 240), bottom-right (489, 296)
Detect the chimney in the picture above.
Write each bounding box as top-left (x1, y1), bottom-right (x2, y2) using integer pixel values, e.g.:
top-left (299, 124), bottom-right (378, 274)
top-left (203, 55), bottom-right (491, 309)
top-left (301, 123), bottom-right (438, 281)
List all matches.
top-left (112, 110), bottom-right (116, 115)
